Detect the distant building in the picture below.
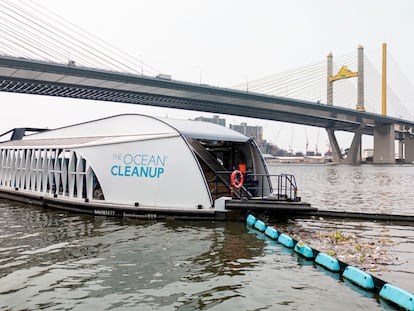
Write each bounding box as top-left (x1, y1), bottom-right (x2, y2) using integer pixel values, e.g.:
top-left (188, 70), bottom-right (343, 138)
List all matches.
top-left (194, 115), bottom-right (226, 126)
top-left (362, 148), bottom-right (374, 162)
top-left (230, 122), bottom-right (263, 146)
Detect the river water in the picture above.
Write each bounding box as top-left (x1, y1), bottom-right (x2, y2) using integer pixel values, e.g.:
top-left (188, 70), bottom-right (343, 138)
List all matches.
top-left (0, 164), bottom-right (413, 310)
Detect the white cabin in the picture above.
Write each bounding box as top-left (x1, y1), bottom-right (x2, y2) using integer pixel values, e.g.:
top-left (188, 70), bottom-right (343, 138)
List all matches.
top-left (0, 114), bottom-right (271, 218)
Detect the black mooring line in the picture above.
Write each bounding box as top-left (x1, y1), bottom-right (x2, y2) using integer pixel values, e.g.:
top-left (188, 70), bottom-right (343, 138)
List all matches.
top-left (303, 210), bottom-right (414, 223)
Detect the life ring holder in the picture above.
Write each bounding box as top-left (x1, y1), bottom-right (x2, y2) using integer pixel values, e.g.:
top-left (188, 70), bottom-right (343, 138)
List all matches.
top-left (230, 170), bottom-right (244, 189)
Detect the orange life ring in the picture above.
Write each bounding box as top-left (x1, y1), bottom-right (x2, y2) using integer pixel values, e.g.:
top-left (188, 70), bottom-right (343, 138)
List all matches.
top-left (230, 170), bottom-right (244, 189)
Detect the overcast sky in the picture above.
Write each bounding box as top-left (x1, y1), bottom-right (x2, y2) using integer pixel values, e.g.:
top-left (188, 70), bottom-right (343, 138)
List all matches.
top-left (1, 0), bottom-right (414, 153)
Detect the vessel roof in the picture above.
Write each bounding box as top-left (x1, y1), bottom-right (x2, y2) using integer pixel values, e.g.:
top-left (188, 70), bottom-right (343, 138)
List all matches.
top-left (0, 114), bottom-right (249, 148)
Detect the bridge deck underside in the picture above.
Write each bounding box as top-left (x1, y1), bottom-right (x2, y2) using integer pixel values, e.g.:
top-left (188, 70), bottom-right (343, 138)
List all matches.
top-left (0, 56), bottom-right (412, 139)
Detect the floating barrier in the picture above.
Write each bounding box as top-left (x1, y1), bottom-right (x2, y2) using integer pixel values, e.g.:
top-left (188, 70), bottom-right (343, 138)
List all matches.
top-left (315, 252), bottom-right (340, 272)
top-left (342, 266), bottom-right (374, 290)
top-left (244, 213), bottom-right (414, 311)
top-left (254, 219), bottom-right (266, 232)
top-left (294, 241), bottom-right (314, 259)
top-left (380, 284), bottom-right (414, 311)
top-left (246, 214), bottom-right (257, 226)
top-left (277, 233), bottom-right (295, 248)
top-left (264, 226), bottom-right (279, 240)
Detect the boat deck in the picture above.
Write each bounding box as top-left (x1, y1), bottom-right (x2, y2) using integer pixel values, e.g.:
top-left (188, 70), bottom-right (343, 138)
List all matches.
top-left (225, 197), bottom-right (317, 215)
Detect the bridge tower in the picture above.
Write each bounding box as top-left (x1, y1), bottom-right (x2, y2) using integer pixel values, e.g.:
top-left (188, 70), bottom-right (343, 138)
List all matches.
top-left (326, 46), bottom-right (363, 164)
top-left (327, 44), bottom-right (397, 164)
top-left (373, 43), bottom-right (395, 164)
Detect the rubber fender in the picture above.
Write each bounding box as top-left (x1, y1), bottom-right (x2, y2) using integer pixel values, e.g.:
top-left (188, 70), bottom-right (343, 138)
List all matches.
top-left (277, 233), bottom-right (294, 248)
top-left (294, 241), bottom-right (314, 259)
top-left (315, 253), bottom-right (340, 272)
top-left (246, 214), bottom-right (256, 226)
top-left (342, 266), bottom-right (374, 290)
top-left (380, 283), bottom-right (414, 311)
top-left (264, 226), bottom-right (279, 240)
top-left (254, 219), bottom-right (266, 232)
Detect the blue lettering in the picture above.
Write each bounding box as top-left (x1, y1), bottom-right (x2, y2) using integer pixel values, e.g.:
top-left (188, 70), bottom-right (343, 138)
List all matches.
top-left (110, 166), bottom-right (166, 178)
top-left (157, 167), bottom-right (165, 177)
top-left (149, 167), bottom-right (157, 178)
top-left (113, 153), bottom-right (167, 178)
top-left (124, 165), bottom-right (131, 176)
top-left (123, 154), bottom-right (133, 165)
top-left (141, 154), bottom-right (148, 165)
top-left (148, 155), bottom-right (155, 166)
top-left (157, 156), bottom-right (166, 166)
top-left (131, 166), bottom-right (139, 176)
top-left (140, 166), bottom-right (148, 177)
top-left (111, 165), bottom-right (118, 176)
top-left (133, 154), bottom-right (141, 165)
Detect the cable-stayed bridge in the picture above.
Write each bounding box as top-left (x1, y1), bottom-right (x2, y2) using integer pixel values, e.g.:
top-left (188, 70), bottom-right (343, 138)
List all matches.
top-left (1, 0), bottom-right (414, 164)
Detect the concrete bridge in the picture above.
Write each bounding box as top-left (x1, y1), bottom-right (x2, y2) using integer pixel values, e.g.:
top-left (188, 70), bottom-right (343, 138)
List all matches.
top-left (1, 55), bottom-right (414, 164)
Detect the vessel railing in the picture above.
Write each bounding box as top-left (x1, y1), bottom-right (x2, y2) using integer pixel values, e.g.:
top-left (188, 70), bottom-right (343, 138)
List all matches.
top-left (214, 171), bottom-right (299, 202)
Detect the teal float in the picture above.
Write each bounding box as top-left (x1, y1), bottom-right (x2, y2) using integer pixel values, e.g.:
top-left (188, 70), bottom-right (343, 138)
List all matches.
top-left (277, 233), bottom-right (294, 248)
top-left (246, 214), bottom-right (257, 226)
top-left (254, 219), bottom-right (266, 232)
top-left (315, 252), bottom-right (340, 272)
top-left (294, 241), bottom-right (314, 259)
top-left (264, 226), bottom-right (279, 240)
top-left (342, 266), bottom-right (374, 290)
top-left (380, 283), bottom-right (414, 311)
top-left (245, 214), bottom-right (414, 310)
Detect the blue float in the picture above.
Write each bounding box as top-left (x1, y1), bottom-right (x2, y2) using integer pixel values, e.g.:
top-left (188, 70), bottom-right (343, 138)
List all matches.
top-left (315, 252), bottom-right (340, 272)
top-left (246, 214), bottom-right (256, 226)
top-left (245, 215), bottom-right (414, 310)
top-left (277, 233), bottom-right (294, 248)
top-left (294, 241), bottom-right (314, 259)
top-left (342, 266), bottom-right (374, 290)
top-left (380, 283), bottom-right (414, 311)
top-left (264, 226), bottom-right (279, 240)
top-left (254, 219), bottom-right (266, 232)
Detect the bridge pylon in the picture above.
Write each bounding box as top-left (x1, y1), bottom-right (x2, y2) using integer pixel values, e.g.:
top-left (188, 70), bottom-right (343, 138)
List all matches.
top-left (326, 46), bottom-right (364, 164)
top-left (326, 44), bottom-right (398, 164)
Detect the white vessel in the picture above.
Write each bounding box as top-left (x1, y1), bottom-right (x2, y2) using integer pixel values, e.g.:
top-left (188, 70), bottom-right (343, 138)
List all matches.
top-left (0, 114), bottom-right (288, 220)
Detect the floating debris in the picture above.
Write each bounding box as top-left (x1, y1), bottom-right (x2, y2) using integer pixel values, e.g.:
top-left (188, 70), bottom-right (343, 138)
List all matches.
top-left (279, 225), bottom-right (399, 272)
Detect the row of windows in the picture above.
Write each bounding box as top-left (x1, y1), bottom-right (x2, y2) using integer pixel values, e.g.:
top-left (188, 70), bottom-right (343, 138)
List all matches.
top-left (0, 148), bottom-right (103, 200)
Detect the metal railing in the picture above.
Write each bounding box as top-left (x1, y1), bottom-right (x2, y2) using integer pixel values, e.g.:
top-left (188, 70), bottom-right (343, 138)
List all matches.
top-left (212, 171), bottom-right (299, 202)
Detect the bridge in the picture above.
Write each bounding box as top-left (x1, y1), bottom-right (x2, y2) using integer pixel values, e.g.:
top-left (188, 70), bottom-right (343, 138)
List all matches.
top-left (1, 1), bottom-right (414, 164)
top-left (1, 55), bottom-right (414, 164)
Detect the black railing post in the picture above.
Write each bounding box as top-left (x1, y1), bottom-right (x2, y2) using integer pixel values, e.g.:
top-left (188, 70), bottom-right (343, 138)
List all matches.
top-left (261, 175), bottom-right (264, 199)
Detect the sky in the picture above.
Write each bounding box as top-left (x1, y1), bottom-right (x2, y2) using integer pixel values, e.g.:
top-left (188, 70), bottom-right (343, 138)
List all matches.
top-left (1, 0), bottom-right (414, 154)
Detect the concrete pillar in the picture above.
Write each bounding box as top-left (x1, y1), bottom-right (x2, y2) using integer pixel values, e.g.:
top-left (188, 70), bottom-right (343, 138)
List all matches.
top-left (326, 128), bottom-right (342, 162)
top-left (345, 127), bottom-right (362, 164)
top-left (398, 140), bottom-right (404, 162)
top-left (327, 52), bottom-right (333, 105)
top-left (404, 132), bottom-right (414, 163)
top-left (398, 125), bottom-right (404, 162)
top-left (382, 43), bottom-right (387, 116)
top-left (356, 45), bottom-right (365, 111)
top-left (373, 124), bottom-right (395, 163)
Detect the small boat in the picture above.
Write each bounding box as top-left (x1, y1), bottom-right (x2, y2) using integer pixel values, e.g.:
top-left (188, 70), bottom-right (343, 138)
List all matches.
top-left (0, 114), bottom-right (312, 220)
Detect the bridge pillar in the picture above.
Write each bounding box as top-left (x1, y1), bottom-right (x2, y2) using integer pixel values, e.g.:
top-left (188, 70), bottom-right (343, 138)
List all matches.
top-left (373, 124), bottom-right (395, 163)
top-left (326, 127), bottom-right (362, 164)
top-left (344, 127), bottom-right (362, 164)
top-left (404, 132), bottom-right (414, 163)
top-left (326, 128), bottom-right (343, 162)
top-left (398, 140), bottom-right (404, 162)
top-left (356, 45), bottom-right (365, 111)
top-left (327, 53), bottom-right (333, 106)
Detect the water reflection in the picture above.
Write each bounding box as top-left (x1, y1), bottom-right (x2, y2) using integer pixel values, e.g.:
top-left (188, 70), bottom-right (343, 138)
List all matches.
top-left (1, 163), bottom-right (413, 310)
top-left (269, 164), bottom-right (414, 215)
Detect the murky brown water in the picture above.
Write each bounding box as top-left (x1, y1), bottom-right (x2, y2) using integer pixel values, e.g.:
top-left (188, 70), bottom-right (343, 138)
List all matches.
top-left (0, 164), bottom-right (412, 310)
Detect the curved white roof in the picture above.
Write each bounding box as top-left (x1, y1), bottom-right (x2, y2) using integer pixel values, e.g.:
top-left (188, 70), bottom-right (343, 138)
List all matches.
top-left (160, 117), bottom-right (248, 142)
top-left (18, 114), bottom-right (249, 143)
